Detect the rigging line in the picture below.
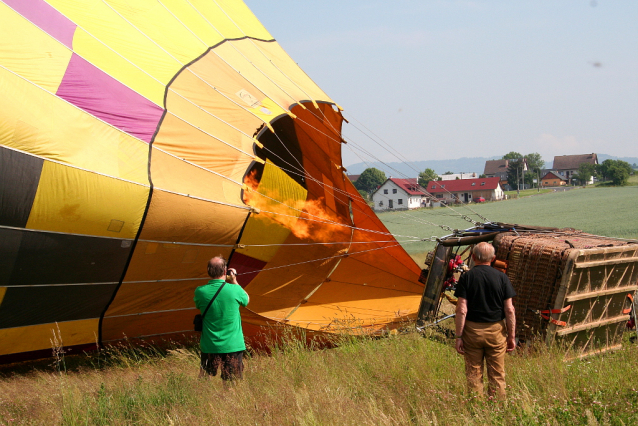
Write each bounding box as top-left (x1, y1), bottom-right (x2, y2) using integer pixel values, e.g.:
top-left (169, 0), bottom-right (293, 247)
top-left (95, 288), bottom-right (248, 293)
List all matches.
top-left (234, 242), bottom-right (406, 277)
top-left (17, 2), bottom-right (265, 173)
top-left (58, 3), bottom-right (475, 228)
top-left (350, 115), bottom-right (421, 173)
top-left (247, 178), bottom-right (436, 240)
top-left (205, 0), bottom-right (354, 152)
top-left (243, 239), bottom-right (423, 248)
top-left (343, 144), bottom-right (482, 225)
top-left (396, 212), bottom-right (455, 232)
top-left (97, 0), bottom-right (286, 130)
top-left (160, 0), bottom-right (333, 178)
top-left (167, 0), bottom-right (307, 115)
top-left (0, 143), bottom-right (149, 189)
top-left (256, 208), bottom-right (424, 239)
top-left (96, 0), bottom-right (316, 182)
top-left (258, 158), bottom-right (393, 228)
top-left (205, 0), bottom-right (328, 112)
top-left (339, 116), bottom-right (490, 222)
top-left (135, 237), bottom-right (420, 248)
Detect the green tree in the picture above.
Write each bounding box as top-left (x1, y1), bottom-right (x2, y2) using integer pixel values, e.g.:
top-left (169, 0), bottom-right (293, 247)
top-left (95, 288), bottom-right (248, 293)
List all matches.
top-left (574, 163), bottom-right (596, 185)
top-left (598, 159), bottom-right (632, 185)
top-left (418, 168), bottom-right (438, 187)
top-left (502, 151), bottom-right (523, 161)
top-left (607, 160), bottom-right (632, 186)
top-left (354, 168), bottom-right (387, 194)
top-left (504, 152), bottom-right (544, 189)
top-left (525, 153), bottom-right (545, 174)
top-left (443, 171), bottom-right (454, 175)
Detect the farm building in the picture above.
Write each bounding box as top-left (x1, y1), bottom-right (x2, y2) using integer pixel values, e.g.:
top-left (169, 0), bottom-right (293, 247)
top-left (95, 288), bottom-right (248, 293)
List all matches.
top-left (483, 159), bottom-right (510, 181)
top-left (372, 178), bottom-right (428, 211)
top-left (552, 153), bottom-right (598, 184)
top-left (440, 172), bottom-right (479, 181)
top-left (541, 171), bottom-right (567, 187)
top-left (427, 177), bottom-right (504, 203)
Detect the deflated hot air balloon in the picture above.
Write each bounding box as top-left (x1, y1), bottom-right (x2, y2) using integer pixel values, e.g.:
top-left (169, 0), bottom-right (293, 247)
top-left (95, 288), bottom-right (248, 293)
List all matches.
top-left (0, 0), bottom-right (423, 363)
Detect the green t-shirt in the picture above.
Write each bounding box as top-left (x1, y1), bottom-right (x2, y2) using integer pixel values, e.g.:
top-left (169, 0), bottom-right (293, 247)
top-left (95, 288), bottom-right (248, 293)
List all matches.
top-left (194, 279), bottom-right (249, 354)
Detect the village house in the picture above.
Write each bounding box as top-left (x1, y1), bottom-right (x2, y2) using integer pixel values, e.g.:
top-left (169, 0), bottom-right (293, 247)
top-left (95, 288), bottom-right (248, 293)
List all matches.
top-left (427, 177), bottom-right (504, 203)
top-left (552, 153), bottom-right (598, 184)
top-left (540, 171), bottom-right (567, 187)
top-left (440, 172), bottom-right (478, 181)
top-left (372, 178), bottom-right (428, 211)
top-left (483, 159), bottom-right (509, 181)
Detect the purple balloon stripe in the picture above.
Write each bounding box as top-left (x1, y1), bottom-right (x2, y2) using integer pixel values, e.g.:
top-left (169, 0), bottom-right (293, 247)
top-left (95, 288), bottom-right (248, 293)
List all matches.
top-left (56, 54), bottom-right (164, 143)
top-left (4, 0), bottom-right (76, 49)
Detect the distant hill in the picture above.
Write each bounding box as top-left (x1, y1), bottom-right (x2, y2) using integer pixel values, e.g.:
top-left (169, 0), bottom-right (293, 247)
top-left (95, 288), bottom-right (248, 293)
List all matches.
top-left (345, 156), bottom-right (501, 178)
top-left (346, 154), bottom-right (638, 178)
top-left (596, 154), bottom-right (638, 167)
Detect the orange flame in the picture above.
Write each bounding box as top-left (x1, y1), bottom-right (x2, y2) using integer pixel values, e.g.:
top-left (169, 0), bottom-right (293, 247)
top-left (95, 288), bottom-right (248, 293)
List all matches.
top-left (243, 170), bottom-right (346, 242)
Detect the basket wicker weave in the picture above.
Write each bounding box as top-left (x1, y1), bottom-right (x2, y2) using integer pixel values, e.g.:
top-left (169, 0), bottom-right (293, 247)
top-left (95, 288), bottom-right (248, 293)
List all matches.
top-left (494, 231), bottom-right (638, 357)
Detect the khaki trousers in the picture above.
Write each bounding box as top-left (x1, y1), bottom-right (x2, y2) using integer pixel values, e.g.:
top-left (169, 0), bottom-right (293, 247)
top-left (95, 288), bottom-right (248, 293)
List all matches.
top-left (462, 320), bottom-right (507, 398)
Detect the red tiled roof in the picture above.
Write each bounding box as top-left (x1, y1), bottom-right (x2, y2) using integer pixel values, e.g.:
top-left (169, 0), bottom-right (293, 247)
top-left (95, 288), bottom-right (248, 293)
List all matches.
top-left (541, 171), bottom-right (566, 181)
top-left (388, 178), bottom-right (427, 195)
top-left (428, 177), bottom-right (501, 193)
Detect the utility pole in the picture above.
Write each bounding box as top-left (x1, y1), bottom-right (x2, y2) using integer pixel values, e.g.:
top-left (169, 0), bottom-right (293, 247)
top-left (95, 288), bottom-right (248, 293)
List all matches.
top-left (537, 169), bottom-right (540, 193)
top-left (516, 162), bottom-right (520, 198)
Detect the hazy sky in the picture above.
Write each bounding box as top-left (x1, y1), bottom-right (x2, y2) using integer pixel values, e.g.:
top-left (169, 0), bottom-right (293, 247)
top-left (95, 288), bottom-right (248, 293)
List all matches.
top-left (244, 1), bottom-right (637, 168)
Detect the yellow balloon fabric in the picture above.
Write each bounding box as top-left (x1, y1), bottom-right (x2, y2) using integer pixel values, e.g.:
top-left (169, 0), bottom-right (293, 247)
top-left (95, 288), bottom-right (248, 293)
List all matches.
top-left (0, 0), bottom-right (422, 362)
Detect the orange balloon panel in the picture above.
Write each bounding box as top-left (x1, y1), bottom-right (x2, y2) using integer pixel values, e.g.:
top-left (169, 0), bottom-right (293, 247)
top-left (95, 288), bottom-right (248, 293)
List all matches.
top-left (0, 0), bottom-right (423, 364)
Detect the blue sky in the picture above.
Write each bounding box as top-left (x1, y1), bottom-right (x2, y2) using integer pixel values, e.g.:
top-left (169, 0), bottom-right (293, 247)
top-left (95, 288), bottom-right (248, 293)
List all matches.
top-left (244, 1), bottom-right (638, 167)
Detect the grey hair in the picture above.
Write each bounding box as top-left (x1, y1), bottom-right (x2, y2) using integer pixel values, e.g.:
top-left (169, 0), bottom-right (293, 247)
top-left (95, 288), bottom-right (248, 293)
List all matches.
top-left (472, 242), bottom-right (495, 263)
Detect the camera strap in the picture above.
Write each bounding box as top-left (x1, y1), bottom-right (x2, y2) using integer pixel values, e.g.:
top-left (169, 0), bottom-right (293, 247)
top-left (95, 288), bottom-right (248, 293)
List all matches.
top-left (201, 282), bottom-right (226, 321)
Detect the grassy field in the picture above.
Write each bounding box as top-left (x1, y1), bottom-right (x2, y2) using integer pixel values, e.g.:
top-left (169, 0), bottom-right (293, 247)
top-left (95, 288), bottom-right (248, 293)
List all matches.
top-left (1, 183), bottom-right (637, 425)
top-left (380, 185), bottom-right (638, 264)
top-left (1, 331), bottom-right (638, 425)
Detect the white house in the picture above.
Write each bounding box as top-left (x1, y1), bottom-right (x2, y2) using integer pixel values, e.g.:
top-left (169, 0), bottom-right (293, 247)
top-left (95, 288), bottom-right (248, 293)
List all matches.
top-left (427, 177), bottom-right (504, 203)
top-left (372, 178), bottom-right (428, 211)
top-left (440, 172), bottom-right (478, 181)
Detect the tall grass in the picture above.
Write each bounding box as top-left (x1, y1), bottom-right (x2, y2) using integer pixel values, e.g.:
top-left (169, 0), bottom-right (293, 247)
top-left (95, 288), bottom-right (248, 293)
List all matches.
top-left (1, 329), bottom-right (637, 425)
top-left (1, 182), bottom-right (637, 425)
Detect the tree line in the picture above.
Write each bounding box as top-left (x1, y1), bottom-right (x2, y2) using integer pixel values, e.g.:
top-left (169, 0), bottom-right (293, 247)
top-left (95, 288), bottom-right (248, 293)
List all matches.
top-left (351, 154), bottom-right (634, 200)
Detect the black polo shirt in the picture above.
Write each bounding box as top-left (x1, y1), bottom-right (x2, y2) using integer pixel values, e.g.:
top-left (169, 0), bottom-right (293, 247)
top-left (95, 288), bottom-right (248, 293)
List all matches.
top-left (454, 265), bottom-right (516, 323)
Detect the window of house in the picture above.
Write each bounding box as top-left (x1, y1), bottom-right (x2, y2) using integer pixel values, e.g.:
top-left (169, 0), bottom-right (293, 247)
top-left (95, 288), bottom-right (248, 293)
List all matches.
top-left (471, 183), bottom-right (476, 186)
top-left (383, 189), bottom-right (388, 194)
top-left (379, 201), bottom-right (383, 206)
top-left (441, 185), bottom-right (445, 188)
top-left (392, 189), bottom-right (397, 194)
top-left (436, 194), bottom-right (443, 199)
top-left (398, 199), bottom-right (403, 205)
top-left (481, 182), bottom-right (485, 186)
top-left (431, 185), bottom-right (436, 189)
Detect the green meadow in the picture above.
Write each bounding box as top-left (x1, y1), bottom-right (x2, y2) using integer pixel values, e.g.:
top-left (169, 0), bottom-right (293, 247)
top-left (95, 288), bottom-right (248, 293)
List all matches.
top-left (1, 185), bottom-right (637, 425)
top-left (379, 185), bottom-right (638, 264)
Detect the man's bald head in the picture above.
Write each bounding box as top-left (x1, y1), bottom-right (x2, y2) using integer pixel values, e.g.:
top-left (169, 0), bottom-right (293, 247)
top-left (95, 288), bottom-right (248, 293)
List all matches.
top-left (472, 242), bottom-right (495, 264)
top-left (207, 256), bottom-right (227, 279)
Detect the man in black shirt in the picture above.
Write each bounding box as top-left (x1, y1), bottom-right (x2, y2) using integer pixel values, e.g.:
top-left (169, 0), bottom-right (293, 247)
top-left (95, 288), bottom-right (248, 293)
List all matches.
top-left (454, 242), bottom-right (516, 398)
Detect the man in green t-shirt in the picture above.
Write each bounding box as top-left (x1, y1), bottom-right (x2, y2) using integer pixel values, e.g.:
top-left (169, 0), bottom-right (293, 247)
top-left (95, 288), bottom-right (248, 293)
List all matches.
top-left (194, 256), bottom-right (249, 380)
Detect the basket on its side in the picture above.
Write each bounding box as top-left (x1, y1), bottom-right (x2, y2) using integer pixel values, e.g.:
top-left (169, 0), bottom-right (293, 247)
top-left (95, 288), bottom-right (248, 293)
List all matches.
top-left (494, 231), bottom-right (638, 358)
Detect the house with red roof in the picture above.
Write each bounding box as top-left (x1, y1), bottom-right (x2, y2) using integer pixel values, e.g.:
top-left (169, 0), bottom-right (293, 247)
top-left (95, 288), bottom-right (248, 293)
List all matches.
top-left (372, 178), bottom-right (429, 211)
top-left (540, 171), bottom-right (567, 187)
top-left (427, 177), bottom-right (503, 204)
